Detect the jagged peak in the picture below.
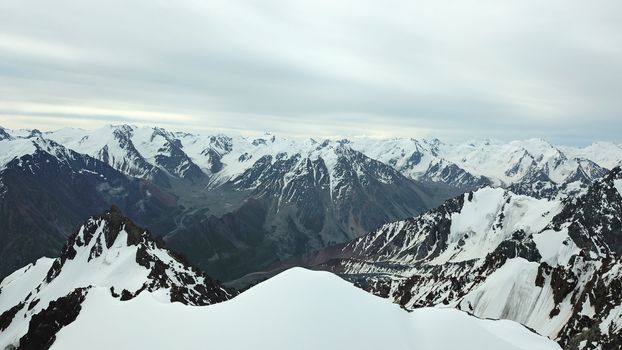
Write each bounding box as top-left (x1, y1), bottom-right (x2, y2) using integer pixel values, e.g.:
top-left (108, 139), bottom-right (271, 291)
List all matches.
top-left (108, 124), bottom-right (136, 141)
top-left (26, 129), bottom-right (43, 139)
top-left (0, 207), bottom-right (233, 350)
top-left (43, 206), bottom-right (233, 305)
top-left (150, 126), bottom-right (177, 142)
top-left (108, 123), bottom-right (136, 131)
top-left (0, 127), bottom-right (12, 141)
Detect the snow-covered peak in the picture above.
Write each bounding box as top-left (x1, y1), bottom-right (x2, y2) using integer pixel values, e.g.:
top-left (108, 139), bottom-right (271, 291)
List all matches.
top-left (544, 166), bottom-right (622, 257)
top-left (0, 137), bottom-right (39, 168)
top-left (46, 268), bottom-right (559, 350)
top-left (47, 125), bottom-right (158, 179)
top-left (0, 127), bottom-right (12, 141)
top-left (0, 136), bottom-right (80, 171)
top-left (48, 205), bottom-right (232, 304)
top-left (228, 137), bottom-right (405, 204)
top-left (0, 206), bottom-right (232, 349)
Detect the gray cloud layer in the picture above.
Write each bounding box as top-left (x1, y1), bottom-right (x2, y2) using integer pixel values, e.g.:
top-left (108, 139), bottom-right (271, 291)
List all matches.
top-left (0, 0), bottom-right (620, 144)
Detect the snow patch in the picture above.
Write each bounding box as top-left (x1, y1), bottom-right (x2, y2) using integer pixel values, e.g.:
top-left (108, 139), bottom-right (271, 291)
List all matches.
top-left (613, 179), bottom-right (622, 197)
top-left (533, 228), bottom-right (580, 265)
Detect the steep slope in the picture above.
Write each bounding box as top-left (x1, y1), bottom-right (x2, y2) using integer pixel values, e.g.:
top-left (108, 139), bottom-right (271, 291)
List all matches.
top-left (0, 135), bottom-right (177, 280)
top-left (0, 207), bottom-right (232, 349)
top-left (287, 168), bottom-right (622, 349)
top-left (0, 267), bottom-right (560, 350)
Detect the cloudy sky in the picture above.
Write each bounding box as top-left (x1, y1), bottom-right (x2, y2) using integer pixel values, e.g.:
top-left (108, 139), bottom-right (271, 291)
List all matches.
top-left (0, 0), bottom-right (620, 145)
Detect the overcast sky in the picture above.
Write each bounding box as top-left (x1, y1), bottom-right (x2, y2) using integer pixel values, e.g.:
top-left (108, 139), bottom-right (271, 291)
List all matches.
top-left (0, 0), bottom-right (620, 145)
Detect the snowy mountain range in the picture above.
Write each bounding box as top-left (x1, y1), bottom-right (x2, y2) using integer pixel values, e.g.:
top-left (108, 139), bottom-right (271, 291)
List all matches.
top-left (4, 125), bottom-right (620, 198)
top-left (1, 124), bottom-right (620, 283)
top-left (1, 124), bottom-right (620, 349)
top-left (0, 209), bottom-right (560, 350)
top-left (262, 167), bottom-right (622, 349)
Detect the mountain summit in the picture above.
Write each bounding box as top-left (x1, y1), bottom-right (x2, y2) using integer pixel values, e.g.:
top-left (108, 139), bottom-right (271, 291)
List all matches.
top-left (0, 207), bottom-right (232, 349)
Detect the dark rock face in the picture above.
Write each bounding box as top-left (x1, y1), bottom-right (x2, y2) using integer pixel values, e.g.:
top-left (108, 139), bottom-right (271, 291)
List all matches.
top-left (0, 302), bottom-right (25, 332)
top-left (549, 166), bottom-right (622, 255)
top-left (406, 150), bottom-right (422, 167)
top-left (549, 266), bottom-right (578, 305)
top-left (149, 128), bottom-right (206, 182)
top-left (557, 256), bottom-right (622, 349)
top-left (508, 168), bottom-right (558, 198)
top-left (17, 288), bottom-right (89, 350)
top-left (343, 194), bottom-right (465, 264)
top-left (424, 161), bottom-right (491, 189)
top-left (493, 230), bottom-right (542, 262)
top-left (202, 148), bottom-right (224, 173)
top-left (353, 278), bottom-right (391, 299)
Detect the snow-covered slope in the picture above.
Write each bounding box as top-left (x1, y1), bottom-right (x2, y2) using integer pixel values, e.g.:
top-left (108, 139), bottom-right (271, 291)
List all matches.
top-left (8, 268), bottom-right (558, 350)
top-left (0, 207), bottom-right (232, 349)
top-left (292, 167), bottom-right (622, 349)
